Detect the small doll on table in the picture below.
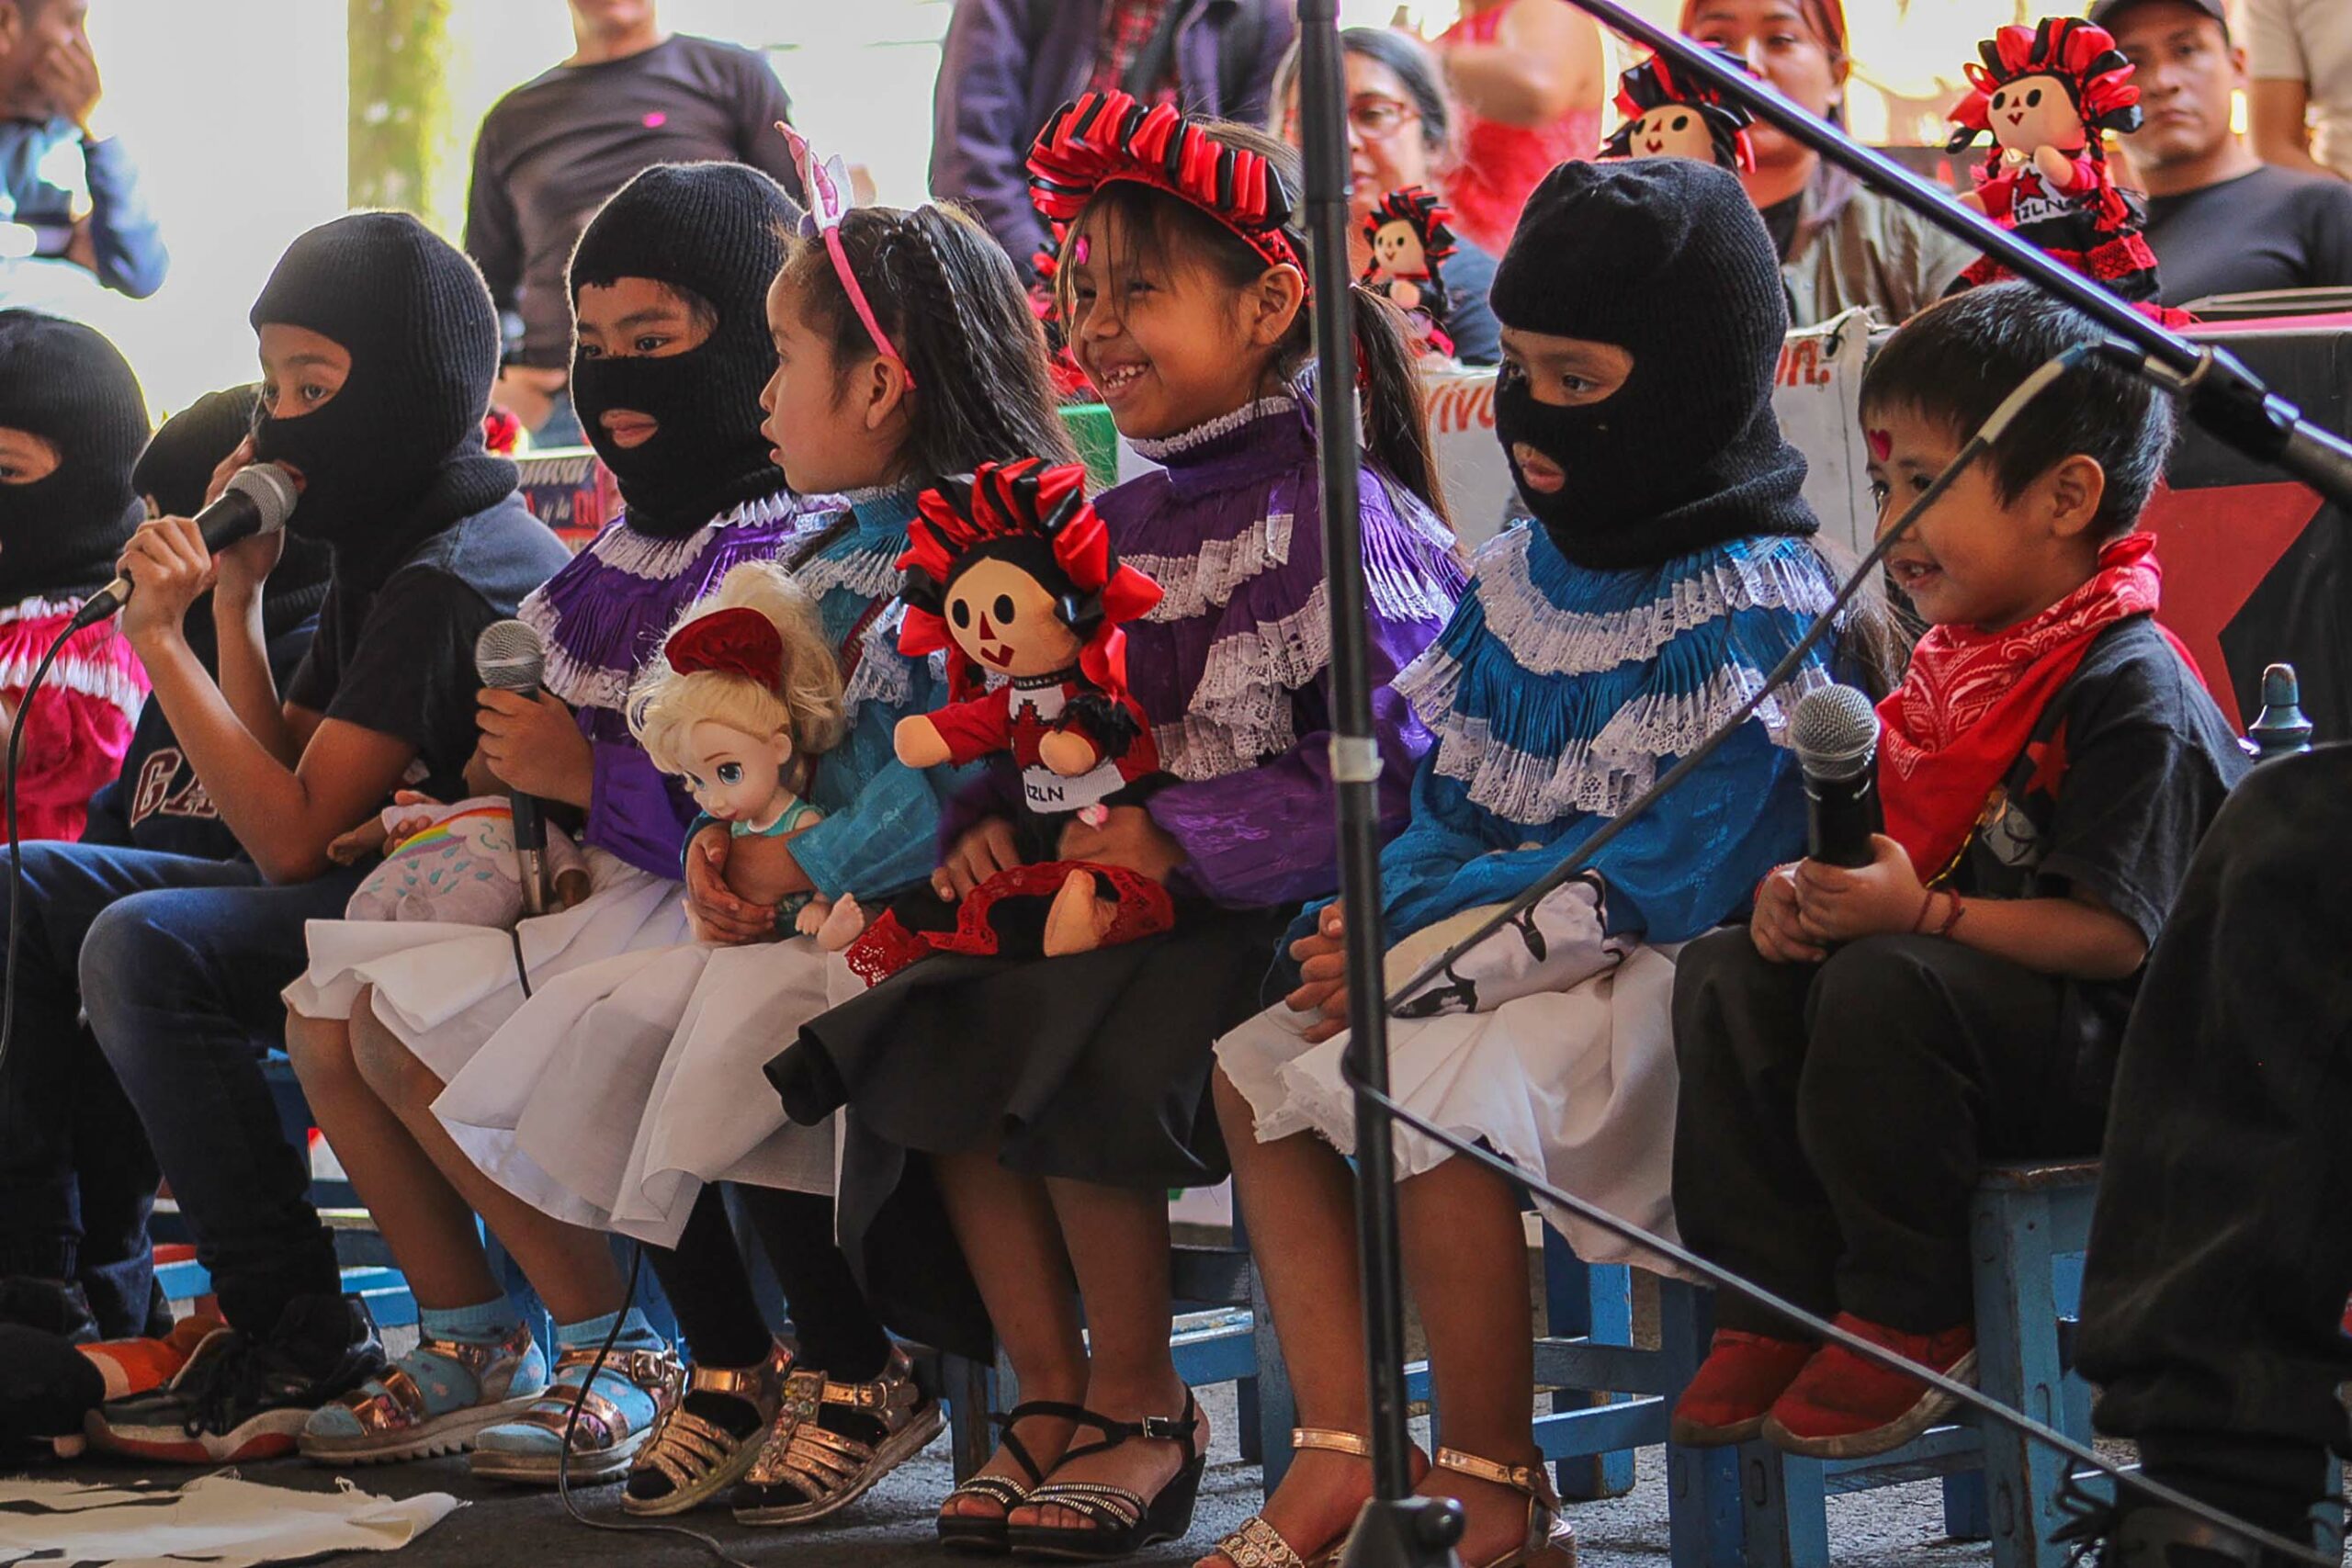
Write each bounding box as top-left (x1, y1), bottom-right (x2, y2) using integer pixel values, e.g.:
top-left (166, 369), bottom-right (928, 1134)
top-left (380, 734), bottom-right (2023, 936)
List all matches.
top-left (1361, 187), bottom-right (1460, 360)
top-left (626, 559), bottom-right (853, 943)
top-left (1945, 17), bottom-right (2162, 305)
top-left (843, 457), bottom-right (1174, 984)
top-left (1599, 45), bottom-right (1757, 173)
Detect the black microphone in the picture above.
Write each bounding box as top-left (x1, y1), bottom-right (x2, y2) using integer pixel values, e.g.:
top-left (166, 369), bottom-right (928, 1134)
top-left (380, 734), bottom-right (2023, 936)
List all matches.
top-left (72, 464), bottom-right (300, 630)
top-left (1792, 684), bottom-right (1883, 870)
top-left (474, 618), bottom-right (551, 917)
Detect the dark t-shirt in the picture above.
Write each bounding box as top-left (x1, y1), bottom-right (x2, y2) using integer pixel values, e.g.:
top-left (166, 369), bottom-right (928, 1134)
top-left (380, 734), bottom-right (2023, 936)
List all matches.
top-left (464, 35), bottom-right (803, 368)
top-left (2144, 164), bottom-right (2352, 306)
top-left (284, 499), bottom-right (570, 806)
top-left (1949, 615), bottom-right (2249, 1100)
top-left (1761, 191), bottom-right (1804, 263)
top-left (1442, 235), bottom-right (1502, 368)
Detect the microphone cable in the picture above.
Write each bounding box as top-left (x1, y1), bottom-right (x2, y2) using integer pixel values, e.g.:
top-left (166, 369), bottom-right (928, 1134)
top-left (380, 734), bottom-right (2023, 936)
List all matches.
top-left (0, 618), bottom-right (93, 1080)
top-left (1338, 341), bottom-right (2340, 1566)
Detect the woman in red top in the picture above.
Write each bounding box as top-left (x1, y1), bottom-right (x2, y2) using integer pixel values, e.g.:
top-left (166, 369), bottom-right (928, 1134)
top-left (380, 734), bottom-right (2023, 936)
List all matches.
top-left (1433, 0), bottom-right (1607, 254)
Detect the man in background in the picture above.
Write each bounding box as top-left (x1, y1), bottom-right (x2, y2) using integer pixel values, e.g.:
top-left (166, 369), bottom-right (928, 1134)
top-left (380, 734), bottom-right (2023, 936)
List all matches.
top-left (465, 0), bottom-right (801, 446)
top-left (2099, 0), bottom-right (2352, 305)
top-left (0, 0), bottom-right (165, 302)
top-left (930, 0), bottom-right (1295, 274)
top-left (2245, 0), bottom-right (2352, 183)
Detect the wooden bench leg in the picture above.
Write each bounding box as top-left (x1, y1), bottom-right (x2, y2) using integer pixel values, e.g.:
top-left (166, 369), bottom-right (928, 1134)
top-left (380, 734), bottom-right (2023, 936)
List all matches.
top-left (1543, 1234), bottom-right (1636, 1500)
top-left (941, 1353), bottom-right (998, 1483)
top-left (1738, 1442), bottom-right (1831, 1568)
top-left (1249, 1255), bottom-right (1298, 1488)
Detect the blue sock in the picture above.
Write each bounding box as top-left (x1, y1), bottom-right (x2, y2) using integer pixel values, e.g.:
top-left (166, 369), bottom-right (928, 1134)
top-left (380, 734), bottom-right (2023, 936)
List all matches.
top-left (419, 1298), bottom-right (520, 1343)
top-left (555, 1306), bottom-right (658, 1351)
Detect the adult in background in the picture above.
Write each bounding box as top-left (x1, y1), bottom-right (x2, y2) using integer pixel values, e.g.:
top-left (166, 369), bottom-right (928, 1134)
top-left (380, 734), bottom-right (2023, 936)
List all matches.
top-left (465, 0), bottom-right (801, 446)
top-left (1682, 0), bottom-right (1975, 326)
top-left (2245, 0), bottom-right (2352, 183)
top-left (0, 0), bottom-right (165, 302)
top-left (1271, 28), bottom-right (1500, 367)
top-left (929, 0), bottom-right (1295, 273)
top-left (1430, 0), bottom-right (1606, 256)
top-left (2100, 0), bottom-right (2352, 306)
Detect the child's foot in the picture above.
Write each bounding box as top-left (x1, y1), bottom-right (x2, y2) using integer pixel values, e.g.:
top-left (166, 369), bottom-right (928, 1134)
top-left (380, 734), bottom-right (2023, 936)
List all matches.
top-left (300, 1311), bottom-right (546, 1463)
top-left (1042, 870), bottom-right (1114, 957)
top-left (622, 1339), bottom-right (792, 1516)
top-left (1668, 1328), bottom-right (1817, 1447)
top-left (1761, 1313), bottom-right (1975, 1460)
top-left (1011, 1378), bottom-right (1210, 1549)
top-left (469, 1310), bottom-right (681, 1485)
top-left (1418, 1443), bottom-right (1570, 1568)
top-left (814, 894), bottom-right (866, 952)
top-left (938, 1396), bottom-right (1083, 1543)
top-left (732, 1343), bottom-right (943, 1525)
top-left (1198, 1428), bottom-right (1413, 1568)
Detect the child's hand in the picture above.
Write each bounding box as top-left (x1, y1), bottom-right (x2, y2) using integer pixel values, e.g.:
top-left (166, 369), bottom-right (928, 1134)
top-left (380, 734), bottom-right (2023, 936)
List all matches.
top-left (327, 817), bottom-right (390, 866)
top-left (682, 825), bottom-right (782, 944)
top-left (1792, 835), bottom-right (1926, 945)
top-left (932, 817), bottom-right (1025, 903)
top-left (1284, 904), bottom-right (1351, 1043)
top-left (379, 790), bottom-right (445, 852)
top-left (1749, 863), bottom-right (1826, 964)
top-left (478, 688), bottom-right (593, 807)
top-left (113, 515), bottom-right (217, 645)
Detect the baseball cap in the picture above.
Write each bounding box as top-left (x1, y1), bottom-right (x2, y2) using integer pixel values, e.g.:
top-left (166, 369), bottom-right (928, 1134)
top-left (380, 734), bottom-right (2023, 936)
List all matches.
top-left (2087, 0), bottom-right (2231, 38)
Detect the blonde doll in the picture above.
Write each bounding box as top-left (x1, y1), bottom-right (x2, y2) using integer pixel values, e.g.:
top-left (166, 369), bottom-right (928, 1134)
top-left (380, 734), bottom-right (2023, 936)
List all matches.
top-left (629, 560), bottom-right (854, 942)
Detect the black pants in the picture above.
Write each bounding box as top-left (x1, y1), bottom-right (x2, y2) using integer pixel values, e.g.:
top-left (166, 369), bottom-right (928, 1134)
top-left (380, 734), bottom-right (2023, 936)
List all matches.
top-left (1672, 929), bottom-right (2103, 1335)
top-left (2076, 748), bottom-right (2352, 1533)
top-left (648, 1183), bottom-right (890, 1378)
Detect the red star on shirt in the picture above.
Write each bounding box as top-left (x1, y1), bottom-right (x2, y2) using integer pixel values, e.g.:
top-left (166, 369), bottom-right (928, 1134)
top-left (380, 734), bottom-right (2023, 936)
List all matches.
top-left (2023, 717), bottom-right (2070, 801)
top-left (2143, 480), bottom-right (2323, 730)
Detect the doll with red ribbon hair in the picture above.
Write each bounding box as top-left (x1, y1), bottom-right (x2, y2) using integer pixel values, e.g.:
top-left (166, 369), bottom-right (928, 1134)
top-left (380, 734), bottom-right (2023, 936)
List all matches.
top-left (628, 559), bottom-right (852, 942)
top-left (1945, 17), bottom-right (2162, 305)
top-left (846, 458), bottom-right (1175, 979)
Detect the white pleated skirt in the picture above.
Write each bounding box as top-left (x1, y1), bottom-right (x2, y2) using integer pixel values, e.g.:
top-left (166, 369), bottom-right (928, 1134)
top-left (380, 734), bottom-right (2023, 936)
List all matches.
top-left (1214, 942), bottom-right (1690, 1276)
top-left (430, 936), bottom-right (841, 1247)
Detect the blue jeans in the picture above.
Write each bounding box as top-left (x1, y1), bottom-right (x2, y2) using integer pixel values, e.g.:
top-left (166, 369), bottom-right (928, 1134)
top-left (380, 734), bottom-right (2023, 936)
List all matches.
top-left (0, 841), bottom-right (364, 1336)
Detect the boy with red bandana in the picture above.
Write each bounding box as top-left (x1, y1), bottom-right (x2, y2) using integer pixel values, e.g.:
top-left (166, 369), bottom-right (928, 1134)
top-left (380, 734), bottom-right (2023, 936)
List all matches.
top-left (1668, 282), bottom-right (2246, 1459)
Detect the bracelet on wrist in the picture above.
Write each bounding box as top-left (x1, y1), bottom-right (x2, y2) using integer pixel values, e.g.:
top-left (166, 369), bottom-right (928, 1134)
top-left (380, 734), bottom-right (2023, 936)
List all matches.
top-left (1910, 886), bottom-right (1939, 934)
top-left (1934, 891), bottom-right (1967, 939)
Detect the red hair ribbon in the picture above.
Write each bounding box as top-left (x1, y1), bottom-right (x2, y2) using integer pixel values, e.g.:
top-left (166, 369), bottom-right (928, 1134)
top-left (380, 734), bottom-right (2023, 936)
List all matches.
top-left (664, 606), bottom-right (785, 690)
top-left (1026, 90), bottom-right (1309, 293)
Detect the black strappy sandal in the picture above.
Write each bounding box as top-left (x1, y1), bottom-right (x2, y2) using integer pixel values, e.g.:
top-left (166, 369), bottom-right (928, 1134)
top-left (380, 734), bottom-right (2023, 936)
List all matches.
top-left (1005, 1389), bottom-right (1205, 1562)
top-left (937, 1400), bottom-right (1090, 1555)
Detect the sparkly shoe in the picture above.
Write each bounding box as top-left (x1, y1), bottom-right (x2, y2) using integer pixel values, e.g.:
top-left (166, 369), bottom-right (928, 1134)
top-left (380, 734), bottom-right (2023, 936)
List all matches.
top-left (732, 1343), bottom-right (943, 1526)
top-left (621, 1340), bottom-right (793, 1517)
top-left (1003, 1389), bottom-right (1206, 1561)
top-left (936, 1400), bottom-right (1088, 1554)
top-left (470, 1338), bottom-right (683, 1486)
top-left (1206, 1429), bottom-right (1380, 1568)
top-left (301, 1321), bottom-right (547, 1463)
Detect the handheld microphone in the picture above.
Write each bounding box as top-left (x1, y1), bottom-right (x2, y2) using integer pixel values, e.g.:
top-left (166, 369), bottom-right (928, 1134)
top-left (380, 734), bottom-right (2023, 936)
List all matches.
top-left (1792, 684), bottom-right (1883, 870)
top-left (72, 464), bottom-right (300, 631)
top-left (474, 618), bottom-right (551, 917)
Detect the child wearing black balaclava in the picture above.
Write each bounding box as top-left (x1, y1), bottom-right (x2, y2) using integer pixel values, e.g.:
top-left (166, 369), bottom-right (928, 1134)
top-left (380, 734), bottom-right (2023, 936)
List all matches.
top-left (7, 210), bottom-right (571, 1465)
top-left (0, 310), bottom-right (152, 844)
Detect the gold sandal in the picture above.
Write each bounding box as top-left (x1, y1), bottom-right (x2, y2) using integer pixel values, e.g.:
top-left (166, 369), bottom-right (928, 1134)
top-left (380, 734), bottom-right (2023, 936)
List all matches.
top-left (1435, 1447), bottom-right (1576, 1568)
top-left (731, 1343), bottom-right (944, 1526)
top-left (620, 1340), bottom-right (792, 1517)
top-left (1206, 1429), bottom-right (1375, 1568)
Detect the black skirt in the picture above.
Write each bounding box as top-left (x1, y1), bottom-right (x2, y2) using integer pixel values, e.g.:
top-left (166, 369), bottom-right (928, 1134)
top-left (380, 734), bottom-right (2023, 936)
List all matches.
top-left (767, 902), bottom-right (1291, 1359)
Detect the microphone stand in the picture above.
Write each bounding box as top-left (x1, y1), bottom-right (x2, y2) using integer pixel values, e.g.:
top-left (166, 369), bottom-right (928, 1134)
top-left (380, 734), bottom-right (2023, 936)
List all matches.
top-left (1541, 0), bottom-right (2352, 509)
top-left (1296, 3), bottom-right (1466, 1564)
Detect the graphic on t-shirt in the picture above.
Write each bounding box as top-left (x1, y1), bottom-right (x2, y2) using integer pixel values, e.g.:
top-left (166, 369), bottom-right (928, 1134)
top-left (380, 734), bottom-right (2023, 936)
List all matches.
top-left (129, 748), bottom-right (219, 824)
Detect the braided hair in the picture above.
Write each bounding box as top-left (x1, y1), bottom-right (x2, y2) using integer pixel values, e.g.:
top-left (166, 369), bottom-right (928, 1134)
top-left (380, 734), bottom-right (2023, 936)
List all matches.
top-left (778, 202), bottom-right (1078, 487)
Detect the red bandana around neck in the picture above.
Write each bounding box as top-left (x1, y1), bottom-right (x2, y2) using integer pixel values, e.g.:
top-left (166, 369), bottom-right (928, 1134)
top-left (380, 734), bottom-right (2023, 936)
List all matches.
top-left (1876, 531), bottom-right (2188, 880)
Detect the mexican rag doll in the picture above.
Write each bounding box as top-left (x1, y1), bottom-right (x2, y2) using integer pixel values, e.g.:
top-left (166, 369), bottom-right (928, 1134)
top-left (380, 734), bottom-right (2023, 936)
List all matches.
top-left (1946, 17), bottom-right (2161, 305)
top-left (845, 458), bottom-right (1175, 981)
top-left (1599, 45), bottom-right (1758, 174)
top-left (1361, 186), bottom-right (1461, 360)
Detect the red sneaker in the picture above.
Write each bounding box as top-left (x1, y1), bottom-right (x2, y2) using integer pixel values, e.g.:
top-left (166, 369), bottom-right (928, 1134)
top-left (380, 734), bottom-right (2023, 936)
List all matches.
top-left (1668, 1329), bottom-right (1818, 1447)
top-left (1762, 1314), bottom-right (1975, 1459)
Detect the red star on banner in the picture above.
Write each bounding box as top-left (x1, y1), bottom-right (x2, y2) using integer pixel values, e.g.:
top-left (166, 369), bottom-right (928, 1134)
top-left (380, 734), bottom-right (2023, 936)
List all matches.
top-left (2023, 717), bottom-right (2069, 801)
top-left (2141, 480), bottom-right (2323, 730)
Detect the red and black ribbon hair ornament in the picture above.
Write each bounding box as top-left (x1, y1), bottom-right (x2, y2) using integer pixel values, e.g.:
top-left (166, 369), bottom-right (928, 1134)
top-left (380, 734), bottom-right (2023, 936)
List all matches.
top-left (1600, 46), bottom-right (1758, 174)
top-left (897, 457), bottom-right (1163, 704)
top-left (663, 606), bottom-right (786, 690)
top-left (1027, 89), bottom-right (1309, 290)
top-left (1360, 186), bottom-right (1457, 281)
top-left (1946, 17), bottom-right (2143, 155)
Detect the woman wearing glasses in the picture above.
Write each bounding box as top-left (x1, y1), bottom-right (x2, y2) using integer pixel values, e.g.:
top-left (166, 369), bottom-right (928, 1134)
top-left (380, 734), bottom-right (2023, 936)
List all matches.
top-left (1272, 28), bottom-right (1504, 367)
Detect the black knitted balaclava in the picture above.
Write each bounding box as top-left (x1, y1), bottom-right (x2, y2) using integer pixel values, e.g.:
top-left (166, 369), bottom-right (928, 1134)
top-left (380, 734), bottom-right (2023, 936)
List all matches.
top-left (0, 310), bottom-right (147, 602)
top-left (568, 163), bottom-right (796, 538)
top-left (1488, 158), bottom-right (1816, 571)
top-left (249, 211), bottom-right (513, 585)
